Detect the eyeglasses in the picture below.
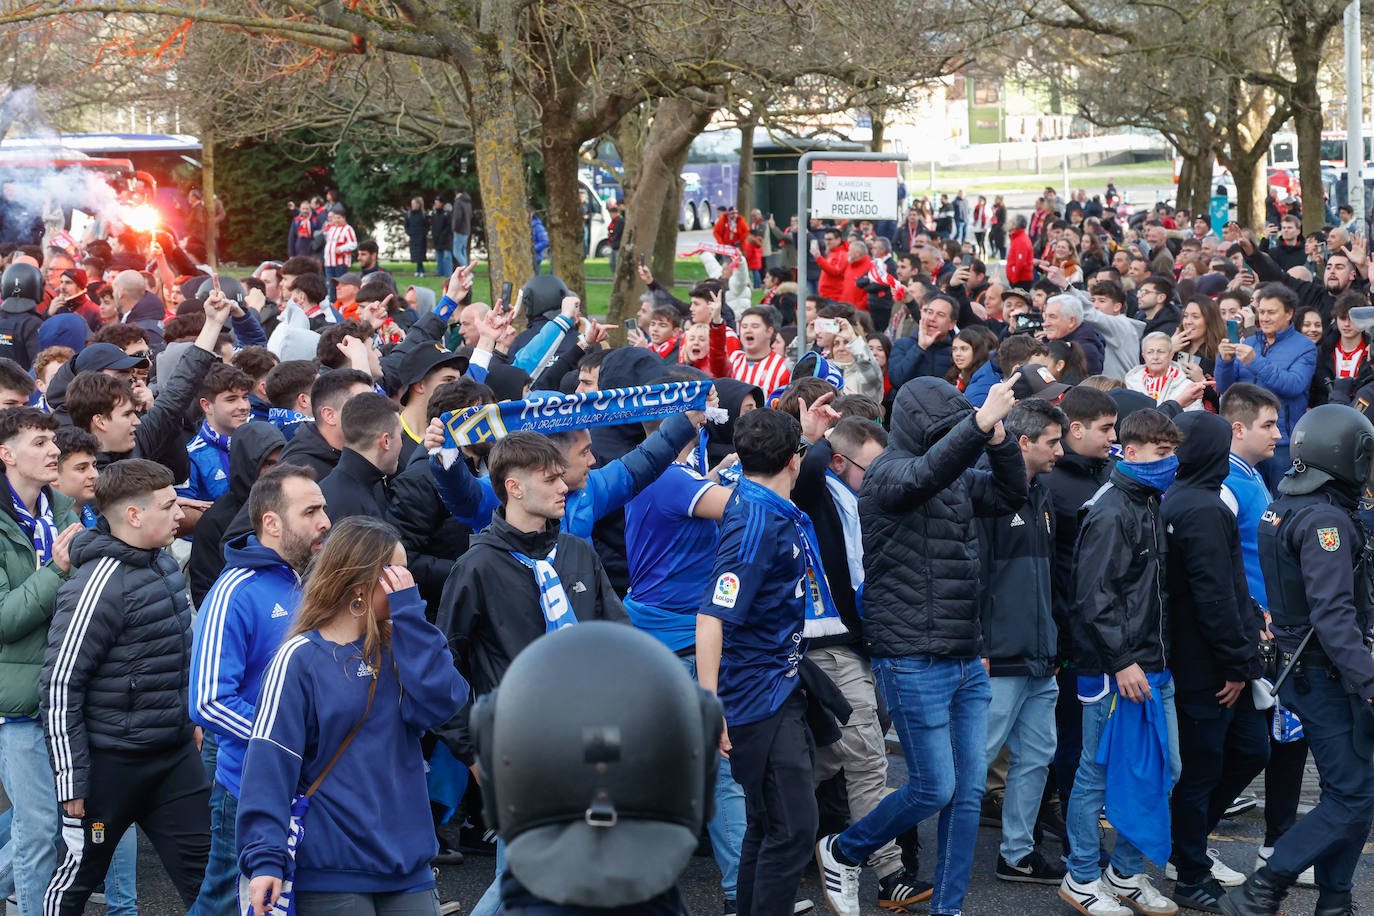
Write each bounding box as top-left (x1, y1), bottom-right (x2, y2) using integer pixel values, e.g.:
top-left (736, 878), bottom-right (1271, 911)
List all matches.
top-left (796, 435), bottom-right (811, 457)
top-left (839, 453), bottom-right (867, 473)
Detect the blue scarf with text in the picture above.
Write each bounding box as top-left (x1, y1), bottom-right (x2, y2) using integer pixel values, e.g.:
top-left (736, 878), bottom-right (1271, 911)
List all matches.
top-left (440, 382), bottom-right (711, 449)
top-left (736, 476), bottom-right (846, 638)
top-left (8, 481), bottom-right (56, 567)
top-left (508, 545), bottom-right (578, 632)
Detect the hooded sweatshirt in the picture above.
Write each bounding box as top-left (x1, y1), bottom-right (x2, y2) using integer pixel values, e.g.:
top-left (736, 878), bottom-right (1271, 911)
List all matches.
top-left (188, 422), bottom-right (286, 607)
top-left (1162, 412), bottom-right (1263, 697)
top-left (188, 534), bottom-right (301, 797)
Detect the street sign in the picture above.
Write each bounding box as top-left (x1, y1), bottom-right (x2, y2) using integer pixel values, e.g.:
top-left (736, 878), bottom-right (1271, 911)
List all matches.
top-left (1210, 195), bottom-right (1229, 233)
top-left (810, 160), bottom-right (899, 220)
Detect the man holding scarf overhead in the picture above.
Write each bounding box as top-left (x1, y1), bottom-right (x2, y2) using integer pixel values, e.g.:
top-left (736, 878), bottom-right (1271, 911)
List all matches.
top-left (697, 407), bottom-right (846, 916)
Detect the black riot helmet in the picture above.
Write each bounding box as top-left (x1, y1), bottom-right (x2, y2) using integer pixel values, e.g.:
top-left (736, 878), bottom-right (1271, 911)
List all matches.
top-left (0, 262), bottom-right (42, 313)
top-left (520, 273), bottom-right (572, 321)
top-left (471, 621), bottom-right (721, 907)
top-left (1280, 403), bottom-right (1374, 496)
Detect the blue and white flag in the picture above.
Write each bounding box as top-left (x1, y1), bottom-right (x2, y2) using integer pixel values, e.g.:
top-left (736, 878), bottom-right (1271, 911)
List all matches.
top-left (439, 381), bottom-right (712, 449)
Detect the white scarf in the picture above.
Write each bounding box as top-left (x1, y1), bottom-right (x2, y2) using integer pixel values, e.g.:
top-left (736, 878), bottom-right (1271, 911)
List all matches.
top-left (824, 471), bottom-right (864, 590)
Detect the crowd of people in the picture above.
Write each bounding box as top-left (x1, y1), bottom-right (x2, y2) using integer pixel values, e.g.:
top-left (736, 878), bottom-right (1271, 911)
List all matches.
top-left (0, 176), bottom-right (1364, 916)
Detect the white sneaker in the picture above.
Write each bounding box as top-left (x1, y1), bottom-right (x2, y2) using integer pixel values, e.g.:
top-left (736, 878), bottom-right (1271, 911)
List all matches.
top-left (1103, 865), bottom-right (1178, 915)
top-left (1058, 874), bottom-right (1133, 916)
top-left (1254, 844), bottom-right (1316, 887)
top-left (1163, 849), bottom-right (1245, 887)
top-left (814, 835), bottom-right (860, 916)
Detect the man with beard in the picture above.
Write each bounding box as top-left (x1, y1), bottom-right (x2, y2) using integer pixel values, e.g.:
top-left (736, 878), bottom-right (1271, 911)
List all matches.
top-left (1240, 229), bottom-right (1367, 325)
top-left (186, 463), bottom-right (331, 915)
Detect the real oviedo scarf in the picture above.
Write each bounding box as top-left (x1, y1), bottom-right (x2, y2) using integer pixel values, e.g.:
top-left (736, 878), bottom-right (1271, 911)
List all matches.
top-left (736, 476), bottom-right (846, 638)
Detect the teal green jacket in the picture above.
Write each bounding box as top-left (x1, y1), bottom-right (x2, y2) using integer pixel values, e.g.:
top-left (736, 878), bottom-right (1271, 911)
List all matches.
top-left (0, 488), bottom-right (77, 718)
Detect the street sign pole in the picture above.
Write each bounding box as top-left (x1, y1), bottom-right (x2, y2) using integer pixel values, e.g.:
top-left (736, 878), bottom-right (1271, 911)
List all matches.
top-left (1345, 0), bottom-right (1365, 233)
top-left (796, 151), bottom-right (909, 355)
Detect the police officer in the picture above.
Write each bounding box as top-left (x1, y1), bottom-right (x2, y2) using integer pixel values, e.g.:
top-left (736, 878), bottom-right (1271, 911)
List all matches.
top-left (471, 621), bottom-right (722, 915)
top-left (1221, 404), bottom-right (1374, 916)
top-left (0, 261), bottom-right (44, 370)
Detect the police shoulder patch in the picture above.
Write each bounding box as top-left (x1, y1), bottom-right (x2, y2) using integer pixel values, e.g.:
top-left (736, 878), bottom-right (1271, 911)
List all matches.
top-left (712, 572), bottom-right (740, 608)
top-left (1317, 526), bottom-right (1341, 552)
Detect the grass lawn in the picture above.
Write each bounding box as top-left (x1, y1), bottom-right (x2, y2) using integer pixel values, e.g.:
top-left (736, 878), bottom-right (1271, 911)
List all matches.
top-left (381, 258), bottom-right (728, 319)
top-left (922, 159), bottom-right (1175, 193)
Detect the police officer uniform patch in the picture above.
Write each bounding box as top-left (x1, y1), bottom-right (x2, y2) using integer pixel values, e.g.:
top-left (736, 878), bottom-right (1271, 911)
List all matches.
top-left (1317, 527), bottom-right (1341, 551)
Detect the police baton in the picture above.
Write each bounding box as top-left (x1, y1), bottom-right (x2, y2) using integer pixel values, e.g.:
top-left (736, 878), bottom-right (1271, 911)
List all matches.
top-left (1270, 627), bottom-right (1316, 697)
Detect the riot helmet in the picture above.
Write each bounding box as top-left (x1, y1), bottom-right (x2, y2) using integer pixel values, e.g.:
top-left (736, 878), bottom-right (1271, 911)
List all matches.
top-left (1280, 403), bottom-right (1374, 496)
top-left (0, 262), bottom-right (43, 313)
top-left (471, 621), bottom-right (721, 907)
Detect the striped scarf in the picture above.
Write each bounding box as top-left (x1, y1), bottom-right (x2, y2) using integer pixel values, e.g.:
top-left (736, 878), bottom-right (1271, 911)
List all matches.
top-left (8, 480), bottom-right (56, 567)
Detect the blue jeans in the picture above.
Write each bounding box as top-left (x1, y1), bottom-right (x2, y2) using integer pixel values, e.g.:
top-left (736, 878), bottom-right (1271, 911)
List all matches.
top-left (469, 838), bottom-right (504, 916)
top-left (187, 781), bottom-right (237, 916)
top-left (0, 721), bottom-right (59, 916)
top-left (451, 234), bottom-right (469, 268)
top-left (985, 675), bottom-right (1059, 865)
top-left (837, 656), bottom-right (990, 915)
top-left (324, 265), bottom-right (347, 296)
top-left (1066, 678), bottom-right (1180, 884)
top-left (104, 830), bottom-right (137, 916)
top-left (435, 249), bottom-right (453, 278)
top-left (1265, 661), bottom-right (1374, 893)
top-left (680, 654), bottom-right (746, 899)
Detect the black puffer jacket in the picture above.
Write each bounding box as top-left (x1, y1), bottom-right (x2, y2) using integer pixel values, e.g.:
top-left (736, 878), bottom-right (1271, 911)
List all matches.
top-left (1071, 465), bottom-right (1169, 678)
top-left (859, 378), bottom-right (1027, 658)
top-left (1042, 445), bottom-right (1111, 663)
top-left (41, 524), bottom-right (194, 802)
top-left (386, 446), bottom-right (471, 618)
top-left (1163, 412), bottom-right (1263, 696)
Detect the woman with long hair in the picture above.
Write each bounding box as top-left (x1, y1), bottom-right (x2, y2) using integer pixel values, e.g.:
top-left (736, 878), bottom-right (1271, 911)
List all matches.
top-left (239, 517), bottom-right (468, 916)
top-left (1046, 338), bottom-right (1088, 385)
top-left (945, 325), bottom-right (998, 392)
top-left (1170, 295), bottom-right (1226, 378)
top-left (1079, 229), bottom-right (1108, 281)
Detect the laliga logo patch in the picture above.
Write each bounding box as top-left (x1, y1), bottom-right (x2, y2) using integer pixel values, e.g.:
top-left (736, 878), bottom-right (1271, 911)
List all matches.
top-left (713, 573), bottom-right (741, 609)
top-left (1317, 527), bottom-right (1341, 552)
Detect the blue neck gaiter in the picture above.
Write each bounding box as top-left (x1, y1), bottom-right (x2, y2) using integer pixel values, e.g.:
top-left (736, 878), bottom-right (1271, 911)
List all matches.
top-left (1117, 454), bottom-right (1179, 492)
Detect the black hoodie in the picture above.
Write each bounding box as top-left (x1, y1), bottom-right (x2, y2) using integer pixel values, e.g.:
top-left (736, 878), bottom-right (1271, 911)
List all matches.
top-left (1162, 411), bottom-right (1263, 697)
top-left (435, 510), bottom-right (628, 762)
top-left (706, 377), bottom-right (764, 466)
top-left (859, 378), bottom-right (1027, 658)
top-left (1042, 445), bottom-right (1110, 664)
top-left (188, 422), bottom-right (286, 607)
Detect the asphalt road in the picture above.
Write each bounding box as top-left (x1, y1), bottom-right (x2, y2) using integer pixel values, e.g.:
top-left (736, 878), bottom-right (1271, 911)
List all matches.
top-left (116, 748), bottom-right (1371, 916)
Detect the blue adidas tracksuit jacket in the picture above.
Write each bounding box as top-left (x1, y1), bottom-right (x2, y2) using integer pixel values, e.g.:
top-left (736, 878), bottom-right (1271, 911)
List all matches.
top-left (188, 534), bottom-right (301, 797)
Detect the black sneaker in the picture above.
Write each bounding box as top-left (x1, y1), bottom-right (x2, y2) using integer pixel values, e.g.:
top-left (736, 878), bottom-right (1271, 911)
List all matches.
top-left (979, 793), bottom-right (1004, 828)
top-left (1173, 877), bottom-right (1225, 913)
top-left (1222, 795), bottom-right (1258, 818)
top-left (877, 869), bottom-right (933, 912)
top-left (997, 850), bottom-right (1068, 884)
top-left (1037, 797), bottom-right (1068, 841)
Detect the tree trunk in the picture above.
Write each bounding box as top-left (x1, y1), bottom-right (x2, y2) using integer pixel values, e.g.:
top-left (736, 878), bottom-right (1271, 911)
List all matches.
top-left (1291, 66), bottom-right (1326, 233)
top-left (542, 122), bottom-right (587, 300)
top-left (608, 97), bottom-right (715, 327)
top-left (1176, 153), bottom-right (1195, 214)
top-left (870, 111), bottom-right (886, 153)
top-left (466, 56), bottom-right (532, 303)
top-left (653, 145), bottom-right (689, 289)
top-left (1181, 149), bottom-right (1213, 219)
top-left (1229, 154), bottom-right (1265, 231)
top-left (737, 116), bottom-right (756, 217)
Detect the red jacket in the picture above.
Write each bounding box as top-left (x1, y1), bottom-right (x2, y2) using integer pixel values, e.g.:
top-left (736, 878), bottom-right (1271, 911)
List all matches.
top-left (742, 237), bottom-right (764, 271)
top-left (1006, 228), bottom-right (1034, 286)
top-left (713, 213), bottom-right (749, 248)
top-left (842, 255), bottom-right (873, 311)
top-left (816, 244), bottom-right (850, 300)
